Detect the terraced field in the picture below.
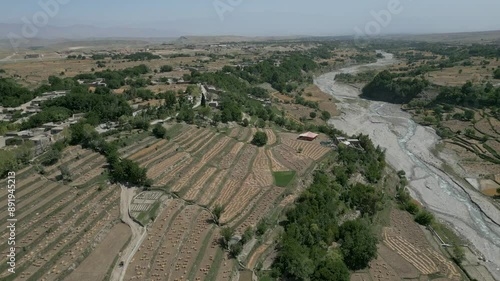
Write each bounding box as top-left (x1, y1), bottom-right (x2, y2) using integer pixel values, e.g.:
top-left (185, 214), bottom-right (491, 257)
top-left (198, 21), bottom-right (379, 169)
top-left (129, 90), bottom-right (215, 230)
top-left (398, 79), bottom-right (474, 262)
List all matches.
top-left (0, 147), bottom-right (123, 281)
top-left (2, 124), bottom-right (332, 280)
top-left (117, 124), bottom-right (333, 280)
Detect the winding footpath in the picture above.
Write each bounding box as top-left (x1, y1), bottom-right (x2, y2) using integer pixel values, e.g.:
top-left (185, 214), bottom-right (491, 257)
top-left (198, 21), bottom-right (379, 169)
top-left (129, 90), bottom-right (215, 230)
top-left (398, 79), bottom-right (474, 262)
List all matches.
top-left (315, 53), bottom-right (500, 279)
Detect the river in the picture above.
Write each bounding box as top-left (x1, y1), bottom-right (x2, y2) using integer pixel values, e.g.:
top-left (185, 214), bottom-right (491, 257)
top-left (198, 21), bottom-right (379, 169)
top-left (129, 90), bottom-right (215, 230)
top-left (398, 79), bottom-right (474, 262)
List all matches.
top-left (314, 53), bottom-right (500, 279)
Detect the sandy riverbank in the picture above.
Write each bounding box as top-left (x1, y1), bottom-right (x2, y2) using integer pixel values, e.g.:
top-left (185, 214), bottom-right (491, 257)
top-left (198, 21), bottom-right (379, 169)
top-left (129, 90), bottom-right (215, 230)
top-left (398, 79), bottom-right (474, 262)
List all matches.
top-left (314, 53), bottom-right (500, 279)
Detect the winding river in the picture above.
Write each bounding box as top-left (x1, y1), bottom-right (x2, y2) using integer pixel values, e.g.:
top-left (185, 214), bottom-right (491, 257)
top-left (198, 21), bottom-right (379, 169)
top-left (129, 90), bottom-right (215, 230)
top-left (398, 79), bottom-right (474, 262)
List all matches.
top-left (315, 53), bottom-right (500, 279)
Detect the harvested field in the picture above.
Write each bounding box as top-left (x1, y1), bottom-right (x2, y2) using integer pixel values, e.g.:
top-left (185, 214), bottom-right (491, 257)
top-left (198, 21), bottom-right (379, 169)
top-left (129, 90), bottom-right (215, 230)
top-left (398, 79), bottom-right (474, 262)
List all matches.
top-left (219, 183), bottom-right (261, 223)
top-left (228, 126), bottom-right (241, 138)
top-left (377, 243), bottom-right (420, 279)
top-left (183, 167), bottom-right (218, 201)
top-left (189, 231), bottom-right (222, 281)
top-left (0, 180), bottom-right (121, 280)
top-left (197, 169), bottom-right (230, 206)
top-left (236, 127), bottom-right (253, 143)
top-left (264, 128), bottom-right (277, 145)
top-left (64, 223), bottom-right (131, 281)
top-left (280, 132), bottom-right (331, 160)
top-left (266, 149), bottom-right (288, 172)
top-left (272, 144), bottom-right (313, 175)
top-left (125, 199), bottom-right (184, 280)
top-left (368, 254), bottom-right (400, 281)
top-left (382, 210), bottom-right (461, 280)
top-left (234, 186), bottom-right (285, 233)
top-left (220, 142), bottom-right (244, 170)
top-left (147, 152), bottom-right (190, 180)
top-left (140, 143), bottom-right (180, 168)
top-left (128, 139), bottom-right (168, 161)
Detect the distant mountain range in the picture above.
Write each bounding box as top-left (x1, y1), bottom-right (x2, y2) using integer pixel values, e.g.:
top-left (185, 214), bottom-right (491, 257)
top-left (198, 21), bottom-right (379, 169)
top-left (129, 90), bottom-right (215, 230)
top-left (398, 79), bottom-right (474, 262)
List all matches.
top-left (0, 23), bottom-right (180, 39)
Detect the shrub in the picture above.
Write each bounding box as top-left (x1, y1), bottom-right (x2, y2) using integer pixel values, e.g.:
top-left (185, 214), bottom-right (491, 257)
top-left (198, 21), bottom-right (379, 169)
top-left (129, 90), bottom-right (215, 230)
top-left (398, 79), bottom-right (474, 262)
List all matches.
top-left (415, 210), bottom-right (434, 226)
top-left (251, 131), bottom-right (268, 147)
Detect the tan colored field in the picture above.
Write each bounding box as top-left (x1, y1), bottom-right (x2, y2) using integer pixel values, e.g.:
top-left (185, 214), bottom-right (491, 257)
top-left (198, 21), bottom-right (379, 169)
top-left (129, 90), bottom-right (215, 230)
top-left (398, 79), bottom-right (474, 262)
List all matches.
top-left (116, 124), bottom-right (320, 280)
top-left (65, 223), bottom-right (131, 281)
top-left (426, 58), bottom-right (500, 86)
top-left (0, 148), bottom-right (121, 280)
top-left (381, 210), bottom-right (461, 280)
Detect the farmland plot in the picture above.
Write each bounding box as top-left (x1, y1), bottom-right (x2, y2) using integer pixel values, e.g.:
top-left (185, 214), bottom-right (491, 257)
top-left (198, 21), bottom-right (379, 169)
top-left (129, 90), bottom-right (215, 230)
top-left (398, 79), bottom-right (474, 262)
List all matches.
top-left (280, 133), bottom-right (331, 160)
top-left (382, 210), bottom-right (461, 280)
top-left (272, 144), bottom-right (313, 175)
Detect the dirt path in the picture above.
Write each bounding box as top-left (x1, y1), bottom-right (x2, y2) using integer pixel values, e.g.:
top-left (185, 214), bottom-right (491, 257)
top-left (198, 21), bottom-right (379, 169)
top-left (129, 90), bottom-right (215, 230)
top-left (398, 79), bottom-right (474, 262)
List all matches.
top-left (110, 185), bottom-right (146, 281)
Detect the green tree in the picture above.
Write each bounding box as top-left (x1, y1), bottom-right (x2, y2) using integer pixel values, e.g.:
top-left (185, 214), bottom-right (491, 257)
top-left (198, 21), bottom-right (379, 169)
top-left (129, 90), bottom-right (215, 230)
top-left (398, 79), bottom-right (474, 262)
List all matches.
top-left (310, 111), bottom-right (317, 119)
top-left (220, 227), bottom-right (234, 250)
top-left (321, 110), bottom-right (331, 121)
top-left (415, 210), bottom-right (434, 226)
top-left (348, 183), bottom-right (381, 216)
top-left (0, 150), bottom-right (18, 178)
top-left (230, 243), bottom-right (243, 258)
top-left (58, 165), bottom-right (72, 182)
top-left (201, 92), bottom-right (207, 107)
top-left (494, 68), bottom-right (500, 79)
top-left (339, 219), bottom-right (378, 270)
top-left (41, 148), bottom-right (62, 166)
top-left (152, 124), bottom-right (167, 139)
top-left (212, 204), bottom-right (224, 225)
top-left (241, 227), bottom-right (253, 245)
top-left (198, 106), bottom-right (211, 119)
top-left (251, 131), bottom-right (268, 147)
top-left (241, 118), bottom-right (249, 127)
top-left (312, 257), bottom-right (350, 281)
top-left (160, 65), bottom-right (173, 72)
top-left (275, 236), bottom-right (314, 280)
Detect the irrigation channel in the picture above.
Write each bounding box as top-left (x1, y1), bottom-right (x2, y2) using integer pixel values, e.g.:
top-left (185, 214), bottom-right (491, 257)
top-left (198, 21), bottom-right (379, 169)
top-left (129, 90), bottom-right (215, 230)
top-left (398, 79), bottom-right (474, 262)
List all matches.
top-left (315, 52), bottom-right (500, 279)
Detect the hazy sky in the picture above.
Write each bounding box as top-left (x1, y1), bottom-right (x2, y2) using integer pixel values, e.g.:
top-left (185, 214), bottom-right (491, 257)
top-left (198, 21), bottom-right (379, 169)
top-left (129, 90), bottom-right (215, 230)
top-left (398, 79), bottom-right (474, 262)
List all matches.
top-left (2, 0), bottom-right (500, 36)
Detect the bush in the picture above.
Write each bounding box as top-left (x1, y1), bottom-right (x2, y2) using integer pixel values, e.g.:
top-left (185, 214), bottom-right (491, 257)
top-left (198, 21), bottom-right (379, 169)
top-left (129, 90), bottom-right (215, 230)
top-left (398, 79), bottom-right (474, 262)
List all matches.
top-left (321, 111), bottom-right (331, 121)
top-left (415, 210), bottom-right (434, 225)
top-left (310, 112), bottom-right (317, 119)
top-left (152, 124), bottom-right (167, 139)
top-left (251, 131), bottom-right (268, 147)
top-left (160, 65), bottom-right (173, 72)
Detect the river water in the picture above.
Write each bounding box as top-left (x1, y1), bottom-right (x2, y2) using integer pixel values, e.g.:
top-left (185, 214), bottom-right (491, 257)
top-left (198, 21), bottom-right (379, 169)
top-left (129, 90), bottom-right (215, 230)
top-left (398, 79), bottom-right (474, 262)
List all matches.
top-left (315, 53), bottom-right (500, 279)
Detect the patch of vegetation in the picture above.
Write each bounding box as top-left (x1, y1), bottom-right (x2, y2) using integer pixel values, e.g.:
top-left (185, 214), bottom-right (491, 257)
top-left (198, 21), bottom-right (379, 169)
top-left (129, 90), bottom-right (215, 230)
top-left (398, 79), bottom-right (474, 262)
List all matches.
top-left (272, 171), bottom-right (296, 187)
top-left (251, 131), bottom-right (268, 147)
top-left (160, 65), bottom-right (174, 72)
top-left (123, 52), bottom-right (160, 61)
top-left (361, 70), bottom-right (429, 103)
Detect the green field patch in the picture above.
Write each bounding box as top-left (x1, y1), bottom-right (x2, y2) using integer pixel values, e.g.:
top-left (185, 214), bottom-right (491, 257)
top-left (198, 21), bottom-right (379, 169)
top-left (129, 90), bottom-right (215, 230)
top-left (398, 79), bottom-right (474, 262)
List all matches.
top-left (272, 171), bottom-right (296, 187)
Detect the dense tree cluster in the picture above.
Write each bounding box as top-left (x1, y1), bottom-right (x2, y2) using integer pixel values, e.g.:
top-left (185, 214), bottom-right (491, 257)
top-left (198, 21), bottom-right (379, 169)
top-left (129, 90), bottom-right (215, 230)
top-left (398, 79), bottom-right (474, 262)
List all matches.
top-left (271, 134), bottom-right (385, 280)
top-left (123, 52), bottom-right (161, 61)
top-left (273, 170), bottom-right (380, 280)
top-left (362, 70), bottom-right (429, 103)
top-left (41, 89), bottom-right (132, 124)
top-left (0, 78), bottom-right (35, 107)
top-left (436, 81), bottom-right (500, 108)
top-left (74, 64), bottom-right (149, 89)
top-left (20, 107), bottom-right (72, 130)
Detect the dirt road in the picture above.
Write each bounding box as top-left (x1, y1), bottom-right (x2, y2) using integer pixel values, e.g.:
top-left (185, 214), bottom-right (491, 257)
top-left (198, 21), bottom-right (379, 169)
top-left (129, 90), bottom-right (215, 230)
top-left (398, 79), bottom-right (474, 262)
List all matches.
top-left (110, 185), bottom-right (146, 281)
